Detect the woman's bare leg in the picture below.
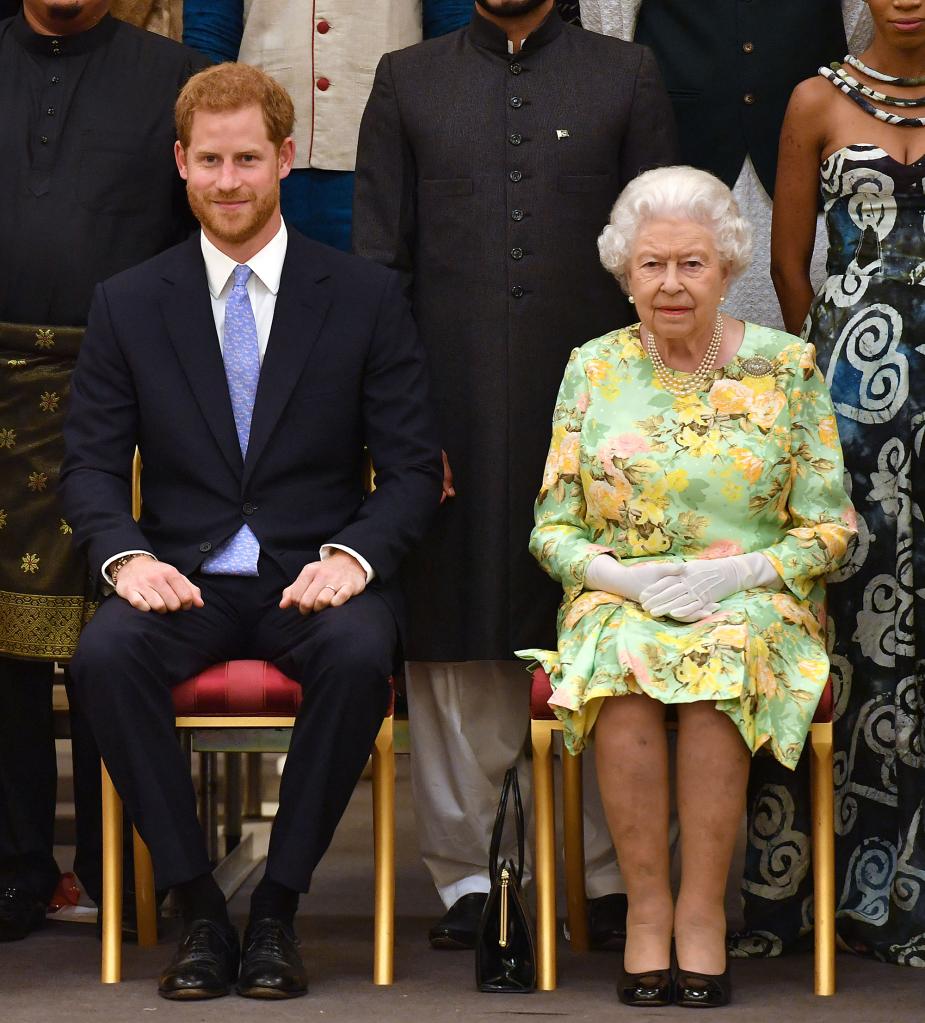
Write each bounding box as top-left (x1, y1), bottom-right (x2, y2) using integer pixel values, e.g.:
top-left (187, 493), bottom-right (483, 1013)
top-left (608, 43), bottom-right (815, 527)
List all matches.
top-left (594, 693), bottom-right (671, 972)
top-left (674, 702), bottom-right (749, 974)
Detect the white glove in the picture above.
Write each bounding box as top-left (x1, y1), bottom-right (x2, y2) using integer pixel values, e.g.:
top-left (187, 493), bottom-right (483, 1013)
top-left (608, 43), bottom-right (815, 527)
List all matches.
top-left (584, 554), bottom-right (684, 604)
top-left (640, 552), bottom-right (783, 622)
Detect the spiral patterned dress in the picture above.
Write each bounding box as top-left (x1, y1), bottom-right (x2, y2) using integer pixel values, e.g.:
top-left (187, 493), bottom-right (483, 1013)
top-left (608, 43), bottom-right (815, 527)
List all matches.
top-left (798, 144), bottom-right (925, 963)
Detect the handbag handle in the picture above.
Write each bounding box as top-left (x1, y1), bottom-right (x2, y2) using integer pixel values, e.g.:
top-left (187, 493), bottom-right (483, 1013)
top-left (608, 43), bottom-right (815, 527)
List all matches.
top-left (489, 766), bottom-right (525, 885)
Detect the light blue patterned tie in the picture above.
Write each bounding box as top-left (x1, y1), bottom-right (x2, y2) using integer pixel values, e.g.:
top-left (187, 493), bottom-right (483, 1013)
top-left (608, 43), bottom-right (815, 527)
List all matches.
top-left (202, 264), bottom-right (261, 576)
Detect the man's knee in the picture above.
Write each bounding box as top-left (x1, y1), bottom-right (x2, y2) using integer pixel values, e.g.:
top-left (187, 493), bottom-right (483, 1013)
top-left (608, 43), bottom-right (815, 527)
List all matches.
top-left (287, 597), bottom-right (396, 692)
top-left (70, 601), bottom-right (148, 700)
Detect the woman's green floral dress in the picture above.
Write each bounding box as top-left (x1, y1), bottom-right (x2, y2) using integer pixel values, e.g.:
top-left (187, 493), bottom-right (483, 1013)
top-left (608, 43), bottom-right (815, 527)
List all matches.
top-left (517, 323), bottom-right (857, 769)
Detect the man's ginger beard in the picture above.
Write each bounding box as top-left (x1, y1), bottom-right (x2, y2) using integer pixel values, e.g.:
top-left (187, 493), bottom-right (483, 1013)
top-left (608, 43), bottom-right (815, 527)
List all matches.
top-left (186, 180), bottom-right (279, 247)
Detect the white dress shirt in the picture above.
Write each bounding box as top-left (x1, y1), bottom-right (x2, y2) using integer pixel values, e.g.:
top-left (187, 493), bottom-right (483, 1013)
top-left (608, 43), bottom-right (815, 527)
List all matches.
top-left (102, 221), bottom-right (374, 585)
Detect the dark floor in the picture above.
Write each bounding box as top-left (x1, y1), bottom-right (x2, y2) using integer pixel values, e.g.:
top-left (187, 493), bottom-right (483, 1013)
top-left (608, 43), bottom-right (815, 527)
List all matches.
top-left (0, 757), bottom-right (921, 1022)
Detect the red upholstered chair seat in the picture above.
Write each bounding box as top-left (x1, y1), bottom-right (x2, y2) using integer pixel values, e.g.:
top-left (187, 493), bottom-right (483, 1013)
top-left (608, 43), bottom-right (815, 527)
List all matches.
top-left (171, 660), bottom-right (397, 718)
top-left (172, 660), bottom-right (303, 716)
top-left (530, 666), bottom-right (833, 724)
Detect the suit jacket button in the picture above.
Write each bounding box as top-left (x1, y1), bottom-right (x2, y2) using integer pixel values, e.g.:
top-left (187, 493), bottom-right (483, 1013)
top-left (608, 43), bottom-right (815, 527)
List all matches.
top-left (243, 502), bottom-right (257, 515)
top-left (511, 285), bottom-right (524, 298)
top-left (199, 542), bottom-right (212, 553)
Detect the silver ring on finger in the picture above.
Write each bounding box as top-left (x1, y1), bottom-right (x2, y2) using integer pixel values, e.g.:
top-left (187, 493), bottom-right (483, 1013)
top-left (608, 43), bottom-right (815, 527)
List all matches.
top-left (321, 584), bottom-right (337, 593)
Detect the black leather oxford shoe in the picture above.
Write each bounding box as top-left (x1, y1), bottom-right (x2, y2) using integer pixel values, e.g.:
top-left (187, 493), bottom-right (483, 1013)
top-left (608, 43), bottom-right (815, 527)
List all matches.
top-left (157, 918), bottom-right (240, 1000)
top-left (0, 886), bottom-right (47, 942)
top-left (427, 892), bottom-right (488, 950)
top-left (237, 917), bottom-right (308, 999)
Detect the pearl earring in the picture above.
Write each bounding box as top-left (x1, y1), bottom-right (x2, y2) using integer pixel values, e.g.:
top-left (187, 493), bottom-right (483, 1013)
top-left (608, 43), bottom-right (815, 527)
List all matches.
top-left (628, 295), bottom-right (635, 304)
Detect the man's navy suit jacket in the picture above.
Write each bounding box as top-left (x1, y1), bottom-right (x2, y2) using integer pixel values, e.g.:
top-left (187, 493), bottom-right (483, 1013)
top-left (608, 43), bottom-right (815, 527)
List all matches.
top-left (60, 228), bottom-right (444, 635)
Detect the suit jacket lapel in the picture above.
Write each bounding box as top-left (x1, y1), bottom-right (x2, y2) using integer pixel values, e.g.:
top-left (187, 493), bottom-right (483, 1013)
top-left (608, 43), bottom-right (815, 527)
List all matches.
top-left (242, 241), bottom-right (332, 487)
top-left (160, 237), bottom-right (243, 477)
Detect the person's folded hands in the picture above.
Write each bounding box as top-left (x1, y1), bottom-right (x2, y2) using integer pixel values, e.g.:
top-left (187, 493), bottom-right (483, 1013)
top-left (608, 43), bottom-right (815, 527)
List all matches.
top-left (584, 554), bottom-right (683, 604)
top-left (640, 552), bottom-right (782, 622)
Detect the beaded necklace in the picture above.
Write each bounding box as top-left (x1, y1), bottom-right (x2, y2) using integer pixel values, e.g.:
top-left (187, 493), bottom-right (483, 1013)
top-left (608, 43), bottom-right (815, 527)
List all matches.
top-left (818, 65), bottom-right (925, 127)
top-left (829, 64), bottom-right (925, 107)
top-left (844, 53), bottom-right (925, 87)
top-left (643, 314), bottom-right (723, 399)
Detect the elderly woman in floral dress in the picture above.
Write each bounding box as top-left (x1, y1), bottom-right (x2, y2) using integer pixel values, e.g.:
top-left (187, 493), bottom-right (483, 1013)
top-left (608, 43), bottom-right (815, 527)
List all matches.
top-left (519, 166), bottom-right (857, 1008)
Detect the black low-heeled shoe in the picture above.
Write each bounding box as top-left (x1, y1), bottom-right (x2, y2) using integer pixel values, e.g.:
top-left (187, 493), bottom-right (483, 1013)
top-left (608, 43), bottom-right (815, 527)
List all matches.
top-left (674, 966), bottom-right (731, 1008)
top-left (618, 967), bottom-right (673, 1007)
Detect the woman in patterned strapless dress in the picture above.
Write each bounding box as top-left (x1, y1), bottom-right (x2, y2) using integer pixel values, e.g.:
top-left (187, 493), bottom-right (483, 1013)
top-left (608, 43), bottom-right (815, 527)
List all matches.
top-left (770, 0), bottom-right (925, 966)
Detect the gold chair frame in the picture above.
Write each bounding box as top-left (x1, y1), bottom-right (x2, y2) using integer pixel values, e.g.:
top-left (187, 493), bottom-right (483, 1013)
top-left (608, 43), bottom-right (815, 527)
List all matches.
top-left (100, 715), bottom-right (395, 985)
top-left (530, 717), bottom-right (836, 996)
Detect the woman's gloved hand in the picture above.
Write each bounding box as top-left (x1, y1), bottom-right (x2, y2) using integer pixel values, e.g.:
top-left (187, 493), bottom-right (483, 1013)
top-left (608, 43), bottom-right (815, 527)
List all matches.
top-left (584, 554), bottom-right (685, 605)
top-left (639, 552), bottom-right (783, 622)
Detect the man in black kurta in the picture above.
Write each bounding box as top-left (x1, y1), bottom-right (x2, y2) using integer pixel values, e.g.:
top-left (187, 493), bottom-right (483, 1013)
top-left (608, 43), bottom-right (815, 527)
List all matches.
top-left (353, 0), bottom-right (676, 946)
top-left (0, 0), bottom-right (206, 940)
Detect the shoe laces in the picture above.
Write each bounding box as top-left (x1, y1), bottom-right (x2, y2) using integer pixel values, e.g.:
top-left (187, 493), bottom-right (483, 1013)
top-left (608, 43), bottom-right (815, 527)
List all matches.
top-left (246, 919), bottom-right (293, 959)
top-left (184, 921), bottom-right (223, 962)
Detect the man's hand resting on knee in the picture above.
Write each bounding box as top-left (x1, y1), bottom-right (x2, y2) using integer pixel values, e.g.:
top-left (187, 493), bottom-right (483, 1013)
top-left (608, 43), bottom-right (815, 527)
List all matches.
top-left (280, 551), bottom-right (367, 614)
top-left (114, 556), bottom-right (204, 613)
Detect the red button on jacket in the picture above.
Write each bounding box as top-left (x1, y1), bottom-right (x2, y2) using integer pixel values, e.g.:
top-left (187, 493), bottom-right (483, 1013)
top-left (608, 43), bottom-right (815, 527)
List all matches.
top-left (317, 20), bottom-right (330, 34)
top-left (317, 77), bottom-right (330, 91)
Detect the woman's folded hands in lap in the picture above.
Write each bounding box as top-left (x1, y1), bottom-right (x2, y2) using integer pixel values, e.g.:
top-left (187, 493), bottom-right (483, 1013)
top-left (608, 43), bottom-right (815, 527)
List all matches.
top-left (640, 552), bottom-right (783, 622)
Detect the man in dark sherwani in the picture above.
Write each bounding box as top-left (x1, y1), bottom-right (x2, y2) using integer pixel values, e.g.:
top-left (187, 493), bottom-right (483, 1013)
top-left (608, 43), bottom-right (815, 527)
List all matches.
top-left (0, 0), bottom-right (207, 943)
top-left (353, 0), bottom-right (677, 949)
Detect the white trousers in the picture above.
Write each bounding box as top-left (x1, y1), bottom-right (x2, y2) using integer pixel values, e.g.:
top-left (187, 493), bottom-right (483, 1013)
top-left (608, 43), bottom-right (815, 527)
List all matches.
top-left (406, 660), bottom-right (624, 909)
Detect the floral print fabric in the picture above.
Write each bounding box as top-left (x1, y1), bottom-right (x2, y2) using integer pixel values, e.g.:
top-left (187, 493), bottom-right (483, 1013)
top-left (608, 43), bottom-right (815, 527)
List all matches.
top-left (518, 322), bottom-right (856, 768)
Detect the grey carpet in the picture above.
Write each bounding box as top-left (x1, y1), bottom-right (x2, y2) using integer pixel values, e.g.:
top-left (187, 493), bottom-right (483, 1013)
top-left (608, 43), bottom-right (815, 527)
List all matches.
top-left (0, 758), bottom-right (920, 1022)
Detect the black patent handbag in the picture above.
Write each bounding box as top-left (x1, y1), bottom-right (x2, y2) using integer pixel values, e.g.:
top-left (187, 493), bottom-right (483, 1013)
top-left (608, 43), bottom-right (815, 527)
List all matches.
top-left (475, 767), bottom-right (537, 993)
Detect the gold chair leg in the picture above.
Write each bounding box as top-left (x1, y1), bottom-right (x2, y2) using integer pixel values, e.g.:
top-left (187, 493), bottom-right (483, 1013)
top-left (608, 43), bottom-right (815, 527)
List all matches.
top-left (532, 720), bottom-right (557, 991)
top-left (810, 721), bottom-right (836, 996)
top-left (561, 747), bottom-right (589, 952)
top-left (101, 761), bottom-right (123, 984)
top-left (372, 716), bottom-right (395, 985)
top-left (132, 827), bottom-right (158, 948)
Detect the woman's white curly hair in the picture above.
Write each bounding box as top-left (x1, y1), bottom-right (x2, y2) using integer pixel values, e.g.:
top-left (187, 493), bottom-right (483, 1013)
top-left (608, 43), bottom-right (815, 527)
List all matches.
top-left (598, 165), bottom-right (753, 292)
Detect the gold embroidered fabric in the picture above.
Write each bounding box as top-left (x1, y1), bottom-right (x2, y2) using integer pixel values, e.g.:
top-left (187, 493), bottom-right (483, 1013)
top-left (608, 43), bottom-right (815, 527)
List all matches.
top-left (0, 322), bottom-right (91, 660)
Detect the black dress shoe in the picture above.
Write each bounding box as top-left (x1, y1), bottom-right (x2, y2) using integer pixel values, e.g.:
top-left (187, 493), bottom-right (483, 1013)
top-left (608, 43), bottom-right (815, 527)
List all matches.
top-left (0, 886), bottom-right (47, 942)
top-left (618, 967), bottom-right (673, 1007)
top-left (589, 893), bottom-right (628, 950)
top-left (674, 966), bottom-right (731, 1008)
top-left (157, 918), bottom-right (239, 1000)
top-left (237, 917), bottom-right (307, 999)
top-left (428, 893), bottom-right (487, 950)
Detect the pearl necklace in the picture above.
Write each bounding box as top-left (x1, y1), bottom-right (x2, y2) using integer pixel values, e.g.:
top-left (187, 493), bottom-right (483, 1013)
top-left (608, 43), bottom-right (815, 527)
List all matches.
top-left (643, 314), bottom-right (723, 398)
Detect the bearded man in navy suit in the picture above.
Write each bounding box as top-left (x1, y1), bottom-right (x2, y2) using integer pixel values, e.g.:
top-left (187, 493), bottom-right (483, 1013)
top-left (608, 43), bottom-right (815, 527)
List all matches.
top-left (61, 62), bottom-right (442, 1000)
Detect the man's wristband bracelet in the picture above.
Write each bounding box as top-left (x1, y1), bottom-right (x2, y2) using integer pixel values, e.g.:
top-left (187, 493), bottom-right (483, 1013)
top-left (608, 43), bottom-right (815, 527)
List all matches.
top-left (109, 552), bottom-right (155, 583)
